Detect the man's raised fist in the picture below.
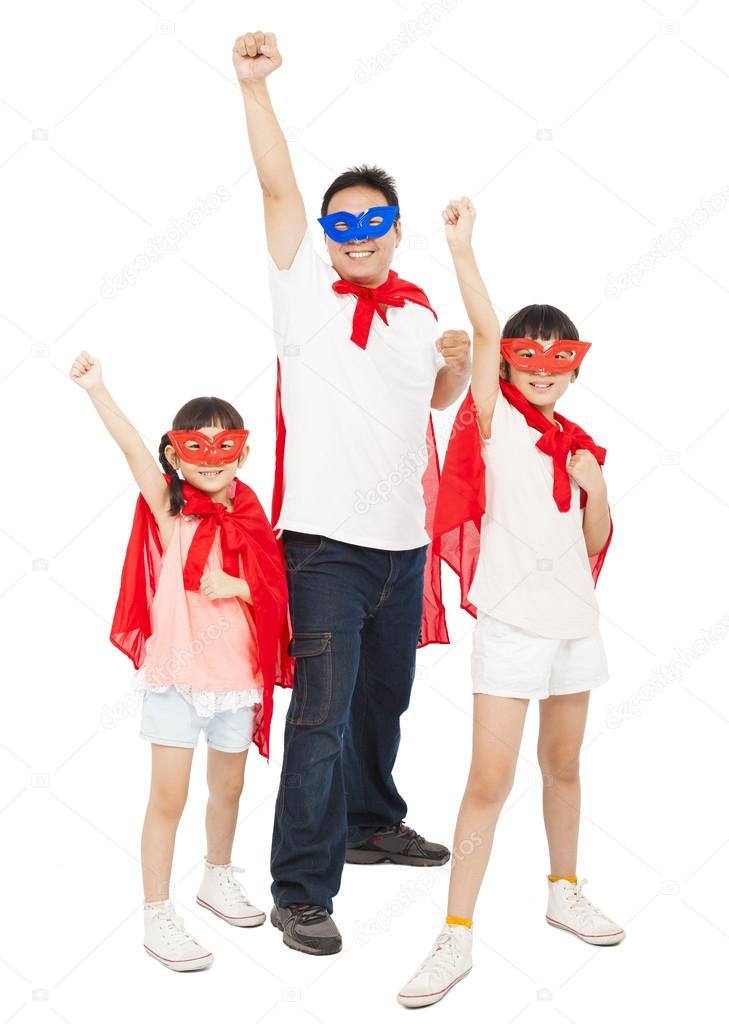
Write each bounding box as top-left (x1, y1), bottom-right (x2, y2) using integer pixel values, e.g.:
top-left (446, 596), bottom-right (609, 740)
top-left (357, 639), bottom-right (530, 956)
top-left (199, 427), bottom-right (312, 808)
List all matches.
top-left (232, 31), bottom-right (282, 83)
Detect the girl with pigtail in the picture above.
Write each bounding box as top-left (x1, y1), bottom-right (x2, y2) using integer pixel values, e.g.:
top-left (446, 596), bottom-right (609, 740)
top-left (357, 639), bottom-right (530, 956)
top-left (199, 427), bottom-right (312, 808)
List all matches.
top-left (70, 350), bottom-right (292, 972)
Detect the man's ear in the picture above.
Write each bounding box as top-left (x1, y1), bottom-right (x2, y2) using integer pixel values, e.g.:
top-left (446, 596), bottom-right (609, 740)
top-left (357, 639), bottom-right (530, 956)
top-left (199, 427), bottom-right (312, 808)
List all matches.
top-left (394, 219), bottom-right (402, 247)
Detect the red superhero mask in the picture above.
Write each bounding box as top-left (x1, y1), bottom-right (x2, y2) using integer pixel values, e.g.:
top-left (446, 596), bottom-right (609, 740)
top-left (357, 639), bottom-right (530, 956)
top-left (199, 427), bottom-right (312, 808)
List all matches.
top-left (500, 338), bottom-right (591, 374)
top-left (166, 429), bottom-right (249, 465)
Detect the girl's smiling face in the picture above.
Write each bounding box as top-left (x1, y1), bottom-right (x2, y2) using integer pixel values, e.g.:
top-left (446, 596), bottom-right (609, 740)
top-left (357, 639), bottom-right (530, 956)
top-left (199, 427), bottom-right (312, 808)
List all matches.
top-left (501, 337), bottom-right (577, 412)
top-left (165, 424), bottom-right (249, 500)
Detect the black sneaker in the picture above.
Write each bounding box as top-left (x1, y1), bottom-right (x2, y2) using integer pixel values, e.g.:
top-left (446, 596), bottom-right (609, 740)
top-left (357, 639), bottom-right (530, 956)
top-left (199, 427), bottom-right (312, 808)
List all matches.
top-left (346, 823), bottom-right (451, 867)
top-left (270, 903), bottom-right (342, 956)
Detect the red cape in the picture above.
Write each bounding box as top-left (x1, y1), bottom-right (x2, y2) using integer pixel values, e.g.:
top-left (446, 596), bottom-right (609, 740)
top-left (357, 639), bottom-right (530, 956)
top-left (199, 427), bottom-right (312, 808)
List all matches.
top-left (272, 278), bottom-right (450, 648)
top-left (110, 474), bottom-right (294, 760)
top-left (433, 386), bottom-right (612, 618)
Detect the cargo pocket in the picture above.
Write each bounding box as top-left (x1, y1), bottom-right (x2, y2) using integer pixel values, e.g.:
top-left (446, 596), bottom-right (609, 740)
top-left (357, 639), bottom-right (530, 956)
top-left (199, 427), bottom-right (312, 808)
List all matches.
top-left (286, 632), bottom-right (333, 725)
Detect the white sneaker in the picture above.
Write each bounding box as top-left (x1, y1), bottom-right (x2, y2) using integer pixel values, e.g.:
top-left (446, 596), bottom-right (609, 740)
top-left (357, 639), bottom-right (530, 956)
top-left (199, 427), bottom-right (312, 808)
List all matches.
top-left (143, 900), bottom-right (213, 971)
top-left (397, 924), bottom-right (472, 1008)
top-left (546, 877), bottom-right (625, 945)
top-left (196, 861), bottom-right (266, 928)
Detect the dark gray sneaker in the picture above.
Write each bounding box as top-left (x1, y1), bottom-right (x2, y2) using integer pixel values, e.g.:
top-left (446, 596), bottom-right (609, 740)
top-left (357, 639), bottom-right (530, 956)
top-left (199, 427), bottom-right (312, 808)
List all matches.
top-left (346, 823), bottom-right (451, 867)
top-left (270, 904), bottom-right (342, 956)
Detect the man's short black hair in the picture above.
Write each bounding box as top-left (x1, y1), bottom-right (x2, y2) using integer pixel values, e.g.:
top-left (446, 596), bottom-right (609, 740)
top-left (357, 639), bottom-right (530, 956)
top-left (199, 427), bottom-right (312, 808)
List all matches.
top-left (320, 164), bottom-right (399, 218)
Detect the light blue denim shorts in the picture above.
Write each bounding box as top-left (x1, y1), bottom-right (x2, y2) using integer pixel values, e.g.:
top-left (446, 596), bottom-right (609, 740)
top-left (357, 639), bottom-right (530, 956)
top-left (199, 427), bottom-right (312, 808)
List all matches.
top-left (139, 686), bottom-right (258, 753)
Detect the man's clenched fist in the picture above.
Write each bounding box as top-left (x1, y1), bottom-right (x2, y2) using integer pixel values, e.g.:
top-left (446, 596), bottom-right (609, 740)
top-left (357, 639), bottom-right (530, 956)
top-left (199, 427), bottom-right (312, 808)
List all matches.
top-left (232, 31), bottom-right (282, 83)
top-left (437, 330), bottom-right (471, 375)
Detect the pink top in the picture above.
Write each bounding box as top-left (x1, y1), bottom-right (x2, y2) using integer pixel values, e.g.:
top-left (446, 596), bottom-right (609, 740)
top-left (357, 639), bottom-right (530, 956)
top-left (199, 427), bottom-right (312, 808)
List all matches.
top-left (138, 502), bottom-right (263, 692)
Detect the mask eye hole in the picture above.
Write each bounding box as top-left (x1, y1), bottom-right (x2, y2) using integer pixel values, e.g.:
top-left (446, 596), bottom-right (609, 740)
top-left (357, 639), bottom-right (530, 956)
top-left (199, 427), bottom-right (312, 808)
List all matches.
top-left (516, 348), bottom-right (536, 359)
top-left (367, 215), bottom-right (384, 227)
top-left (555, 349), bottom-right (575, 360)
top-left (183, 439), bottom-right (201, 450)
top-left (333, 221), bottom-right (350, 232)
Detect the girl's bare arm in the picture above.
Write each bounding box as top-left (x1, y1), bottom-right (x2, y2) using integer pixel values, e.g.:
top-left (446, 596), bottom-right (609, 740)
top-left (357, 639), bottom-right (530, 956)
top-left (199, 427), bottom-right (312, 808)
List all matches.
top-left (443, 197), bottom-right (501, 438)
top-left (69, 351), bottom-right (170, 523)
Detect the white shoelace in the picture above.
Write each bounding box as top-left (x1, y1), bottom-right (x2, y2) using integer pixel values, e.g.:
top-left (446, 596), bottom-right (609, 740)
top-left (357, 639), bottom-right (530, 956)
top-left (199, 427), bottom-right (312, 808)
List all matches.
top-left (415, 928), bottom-right (463, 979)
top-left (564, 878), bottom-right (606, 921)
top-left (153, 907), bottom-right (198, 952)
top-left (220, 864), bottom-right (253, 905)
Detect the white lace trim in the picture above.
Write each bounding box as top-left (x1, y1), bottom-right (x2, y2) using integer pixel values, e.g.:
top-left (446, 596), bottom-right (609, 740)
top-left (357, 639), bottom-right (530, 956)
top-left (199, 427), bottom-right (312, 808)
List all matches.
top-left (133, 673), bottom-right (263, 718)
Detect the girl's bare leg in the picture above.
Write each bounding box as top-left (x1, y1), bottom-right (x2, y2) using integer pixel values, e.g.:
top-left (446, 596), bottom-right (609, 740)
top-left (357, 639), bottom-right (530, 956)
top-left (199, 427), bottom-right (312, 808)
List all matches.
top-left (141, 744), bottom-right (194, 902)
top-left (205, 747), bottom-right (248, 865)
top-left (447, 695), bottom-right (529, 920)
top-left (537, 691), bottom-right (590, 877)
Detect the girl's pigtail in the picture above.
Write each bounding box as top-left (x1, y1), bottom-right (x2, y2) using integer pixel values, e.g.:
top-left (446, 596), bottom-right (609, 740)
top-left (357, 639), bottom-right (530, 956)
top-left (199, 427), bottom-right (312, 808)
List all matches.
top-left (159, 434), bottom-right (184, 517)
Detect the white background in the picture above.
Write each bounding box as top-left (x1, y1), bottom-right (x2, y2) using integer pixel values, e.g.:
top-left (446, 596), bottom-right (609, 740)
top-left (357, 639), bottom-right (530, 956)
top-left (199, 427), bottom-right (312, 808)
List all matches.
top-left (3, 0), bottom-right (729, 1020)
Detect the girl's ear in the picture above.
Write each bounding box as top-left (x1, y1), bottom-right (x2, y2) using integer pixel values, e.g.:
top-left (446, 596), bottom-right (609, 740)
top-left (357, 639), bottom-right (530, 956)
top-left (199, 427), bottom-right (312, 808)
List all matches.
top-left (164, 444), bottom-right (179, 469)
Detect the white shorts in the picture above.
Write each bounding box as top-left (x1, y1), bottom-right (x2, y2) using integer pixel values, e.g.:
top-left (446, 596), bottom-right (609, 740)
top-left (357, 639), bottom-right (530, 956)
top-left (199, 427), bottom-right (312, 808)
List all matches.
top-left (140, 687), bottom-right (257, 753)
top-left (471, 612), bottom-right (609, 700)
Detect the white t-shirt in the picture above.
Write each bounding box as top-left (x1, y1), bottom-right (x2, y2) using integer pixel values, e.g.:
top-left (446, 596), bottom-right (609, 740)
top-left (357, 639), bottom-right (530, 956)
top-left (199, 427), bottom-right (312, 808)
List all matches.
top-left (268, 230), bottom-right (445, 551)
top-left (467, 390), bottom-right (600, 638)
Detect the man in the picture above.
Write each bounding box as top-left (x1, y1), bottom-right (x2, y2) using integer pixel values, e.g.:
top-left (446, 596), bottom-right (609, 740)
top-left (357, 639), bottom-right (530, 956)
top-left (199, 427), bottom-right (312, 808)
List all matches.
top-left (234, 30), bottom-right (471, 956)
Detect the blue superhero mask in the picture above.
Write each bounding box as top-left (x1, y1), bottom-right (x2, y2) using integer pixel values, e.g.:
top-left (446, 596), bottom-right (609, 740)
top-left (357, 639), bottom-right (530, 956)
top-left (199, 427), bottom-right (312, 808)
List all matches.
top-left (317, 205), bottom-right (399, 243)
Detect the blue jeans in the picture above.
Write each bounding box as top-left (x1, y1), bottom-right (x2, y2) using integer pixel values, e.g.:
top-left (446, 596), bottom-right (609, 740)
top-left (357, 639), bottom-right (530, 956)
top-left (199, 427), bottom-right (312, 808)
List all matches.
top-left (270, 531), bottom-right (428, 913)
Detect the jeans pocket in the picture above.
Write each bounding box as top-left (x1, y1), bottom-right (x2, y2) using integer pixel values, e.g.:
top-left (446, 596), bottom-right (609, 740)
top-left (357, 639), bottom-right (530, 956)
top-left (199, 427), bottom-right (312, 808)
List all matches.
top-left (286, 632), bottom-right (333, 725)
top-left (283, 533), bottom-right (325, 573)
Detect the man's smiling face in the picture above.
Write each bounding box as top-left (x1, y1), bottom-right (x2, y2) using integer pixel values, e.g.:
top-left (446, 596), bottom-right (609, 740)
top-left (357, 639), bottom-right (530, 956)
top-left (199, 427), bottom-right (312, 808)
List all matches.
top-left (323, 185), bottom-right (401, 287)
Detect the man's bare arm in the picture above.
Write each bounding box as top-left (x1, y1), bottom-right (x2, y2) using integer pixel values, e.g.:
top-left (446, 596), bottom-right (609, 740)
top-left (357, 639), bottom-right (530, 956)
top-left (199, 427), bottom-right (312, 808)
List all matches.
top-left (431, 330), bottom-right (471, 410)
top-left (233, 31), bottom-right (306, 269)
